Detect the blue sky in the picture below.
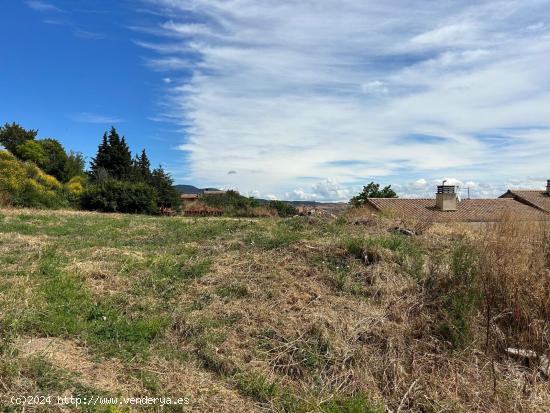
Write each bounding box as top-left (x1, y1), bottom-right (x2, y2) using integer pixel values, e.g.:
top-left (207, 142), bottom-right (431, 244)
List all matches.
top-left (2, 1), bottom-right (550, 200)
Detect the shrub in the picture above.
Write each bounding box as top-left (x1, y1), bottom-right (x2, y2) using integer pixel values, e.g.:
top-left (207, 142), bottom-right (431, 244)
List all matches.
top-left (80, 180), bottom-right (157, 214)
top-left (0, 150), bottom-right (68, 208)
top-left (200, 190), bottom-right (262, 216)
top-left (435, 242), bottom-right (480, 349)
top-left (14, 140), bottom-right (48, 166)
top-left (269, 200), bottom-right (298, 217)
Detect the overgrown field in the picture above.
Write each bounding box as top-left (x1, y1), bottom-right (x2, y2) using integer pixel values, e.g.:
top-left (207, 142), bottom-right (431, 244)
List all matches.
top-left (0, 208), bottom-right (549, 412)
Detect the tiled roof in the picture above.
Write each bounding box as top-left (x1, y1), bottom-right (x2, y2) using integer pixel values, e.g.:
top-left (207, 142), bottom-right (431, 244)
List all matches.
top-left (365, 198), bottom-right (548, 222)
top-left (500, 190), bottom-right (550, 213)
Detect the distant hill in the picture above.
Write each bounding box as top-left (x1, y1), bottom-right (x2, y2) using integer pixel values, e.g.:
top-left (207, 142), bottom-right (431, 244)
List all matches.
top-left (175, 185), bottom-right (221, 194)
top-left (175, 184), bottom-right (348, 208)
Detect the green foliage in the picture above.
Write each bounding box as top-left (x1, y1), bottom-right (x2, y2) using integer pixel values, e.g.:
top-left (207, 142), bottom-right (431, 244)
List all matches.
top-left (80, 180), bottom-right (157, 214)
top-left (39, 138), bottom-right (69, 181)
top-left (0, 122), bottom-right (37, 153)
top-left (88, 131), bottom-right (181, 214)
top-left (200, 190), bottom-right (260, 216)
top-left (437, 242), bottom-right (480, 349)
top-left (14, 140), bottom-right (47, 166)
top-left (64, 150), bottom-right (86, 180)
top-left (0, 150), bottom-right (68, 208)
top-left (12, 134), bottom-right (79, 183)
top-left (150, 166), bottom-right (182, 211)
top-left (350, 181), bottom-right (397, 207)
top-left (90, 128), bottom-right (133, 181)
top-left (269, 200), bottom-right (298, 217)
top-left (133, 149), bottom-right (152, 182)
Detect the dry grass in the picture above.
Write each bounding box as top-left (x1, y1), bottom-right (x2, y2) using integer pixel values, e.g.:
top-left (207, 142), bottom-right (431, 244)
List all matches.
top-left (0, 207), bottom-right (549, 412)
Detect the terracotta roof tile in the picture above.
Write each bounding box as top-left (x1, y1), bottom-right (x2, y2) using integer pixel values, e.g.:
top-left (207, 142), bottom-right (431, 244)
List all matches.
top-left (500, 190), bottom-right (550, 213)
top-left (366, 198), bottom-right (548, 223)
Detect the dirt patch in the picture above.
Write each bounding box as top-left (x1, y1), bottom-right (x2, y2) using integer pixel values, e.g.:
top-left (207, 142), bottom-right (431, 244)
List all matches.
top-left (15, 337), bottom-right (126, 393)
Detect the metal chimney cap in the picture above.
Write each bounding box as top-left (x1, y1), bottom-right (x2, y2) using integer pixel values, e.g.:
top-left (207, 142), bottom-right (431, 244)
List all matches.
top-left (436, 185), bottom-right (456, 194)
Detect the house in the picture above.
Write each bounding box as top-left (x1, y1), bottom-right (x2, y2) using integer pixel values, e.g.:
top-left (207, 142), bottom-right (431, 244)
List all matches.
top-left (180, 193), bottom-right (199, 203)
top-left (499, 180), bottom-right (550, 213)
top-left (364, 183), bottom-right (548, 223)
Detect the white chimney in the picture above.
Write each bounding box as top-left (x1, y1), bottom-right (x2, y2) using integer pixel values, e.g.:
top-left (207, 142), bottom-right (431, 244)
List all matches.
top-left (436, 184), bottom-right (457, 211)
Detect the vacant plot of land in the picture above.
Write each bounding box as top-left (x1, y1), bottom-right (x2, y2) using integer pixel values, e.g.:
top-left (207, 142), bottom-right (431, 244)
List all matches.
top-left (0, 208), bottom-right (548, 412)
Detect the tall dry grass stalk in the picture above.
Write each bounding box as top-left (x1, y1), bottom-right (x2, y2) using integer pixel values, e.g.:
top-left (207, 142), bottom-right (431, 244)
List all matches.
top-left (476, 216), bottom-right (550, 356)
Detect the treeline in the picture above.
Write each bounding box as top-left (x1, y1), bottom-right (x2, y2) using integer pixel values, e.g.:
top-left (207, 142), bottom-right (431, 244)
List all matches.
top-left (0, 123), bottom-right (180, 214)
top-left (84, 127), bottom-right (180, 213)
top-left (197, 190), bottom-right (298, 217)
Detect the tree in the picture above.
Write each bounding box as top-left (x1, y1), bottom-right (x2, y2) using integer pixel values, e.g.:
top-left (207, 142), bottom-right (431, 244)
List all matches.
top-left (14, 138), bottom-right (70, 182)
top-left (132, 149), bottom-right (152, 182)
top-left (150, 166), bottom-right (181, 211)
top-left (39, 138), bottom-right (69, 182)
top-left (90, 132), bottom-right (109, 180)
top-left (90, 127), bottom-right (133, 181)
top-left (64, 151), bottom-right (86, 180)
top-left (0, 123), bottom-right (38, 153)
top-left (14, 140), bottom-right (48, 166)
top-left (350, 181), bottom-right (397, 206)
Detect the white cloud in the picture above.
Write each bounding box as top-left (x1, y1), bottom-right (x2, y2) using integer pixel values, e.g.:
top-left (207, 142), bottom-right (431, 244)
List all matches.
top-left (139, 0), bottom-right (550, 200)
top-left (283, 179), bottom-right (353, 202)
top-left (361, 81), bottom-right (389, 95)
top-left (68, 112), bottom-right (124, 124)
top-left (26, 1), bottom-right (62, 13)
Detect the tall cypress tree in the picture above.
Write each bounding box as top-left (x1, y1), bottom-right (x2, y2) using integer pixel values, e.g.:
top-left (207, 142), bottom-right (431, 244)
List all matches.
top-left (134, 149), bottom-right (152, 182)
top-left (90, 132), bottom-right (110, 180)
top-left (90, 127), bottom-right (133, 181)
top-left (107, 128), bottom-right (132, 180)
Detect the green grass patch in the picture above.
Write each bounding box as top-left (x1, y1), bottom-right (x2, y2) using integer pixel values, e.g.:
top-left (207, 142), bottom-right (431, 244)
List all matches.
top-left (436, 242), bottom-right (480, 349)
top-left (216, 282), bottom-right (249, 300)
top-left (343, 234), bottom-right (424, 278)
top-left (246, 220), bottom-right (305, 250)
top-left (321, 393), bottom-right (384, 413)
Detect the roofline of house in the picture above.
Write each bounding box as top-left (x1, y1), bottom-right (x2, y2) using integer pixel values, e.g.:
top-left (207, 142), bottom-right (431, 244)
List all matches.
top-left (499, 190), bottom-right (550, 214)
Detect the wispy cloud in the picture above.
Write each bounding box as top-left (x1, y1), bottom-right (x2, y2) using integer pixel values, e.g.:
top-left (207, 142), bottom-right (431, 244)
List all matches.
top-left (139, 0), bottom-right (550, 200)
top-left (68, 112), bottom-right (124, 124)
top-left (73, 29), bottom-right (105, 40)
top-left (26, 1), bottom-right (62, 13)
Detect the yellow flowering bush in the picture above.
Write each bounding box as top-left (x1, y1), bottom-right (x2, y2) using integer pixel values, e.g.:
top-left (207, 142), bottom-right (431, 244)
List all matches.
top-left (65, 175), bottom-right (86, 195)
top-left (0, 150), bottom-right (68, 208)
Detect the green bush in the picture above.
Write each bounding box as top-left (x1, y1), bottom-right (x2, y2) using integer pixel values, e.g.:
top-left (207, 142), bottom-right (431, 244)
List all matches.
top-left (80, 180), bottom-right (157, 214)
top-left (269, 200), bottom-right (298, 217)
top-left (200, 190), bottom-right (261, 216)
top-left (436, 242), bottom-right (480, 349)
top-left (0, 150), bottom-right (68, 208)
